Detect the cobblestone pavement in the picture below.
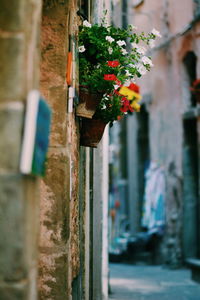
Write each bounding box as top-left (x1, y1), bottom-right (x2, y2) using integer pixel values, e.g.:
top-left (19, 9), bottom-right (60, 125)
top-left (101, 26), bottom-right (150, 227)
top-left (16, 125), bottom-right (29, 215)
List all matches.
top-left (109, 263), bottom-right (200, 300)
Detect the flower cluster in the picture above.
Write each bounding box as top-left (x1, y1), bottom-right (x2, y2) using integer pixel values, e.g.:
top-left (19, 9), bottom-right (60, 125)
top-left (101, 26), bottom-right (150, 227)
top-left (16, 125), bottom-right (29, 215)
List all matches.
top-left (79, 19), bottom-right (161, 125)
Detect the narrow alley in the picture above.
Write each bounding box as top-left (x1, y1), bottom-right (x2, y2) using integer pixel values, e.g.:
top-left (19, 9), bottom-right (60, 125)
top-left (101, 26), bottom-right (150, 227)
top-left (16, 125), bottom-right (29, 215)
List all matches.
top-left (109, 264), bottom-right (200, 300)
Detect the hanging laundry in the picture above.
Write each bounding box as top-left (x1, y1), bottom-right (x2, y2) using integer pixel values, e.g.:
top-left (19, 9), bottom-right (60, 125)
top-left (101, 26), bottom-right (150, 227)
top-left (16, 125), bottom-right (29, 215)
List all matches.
top-left (142, 161), bottom-right (166, 234)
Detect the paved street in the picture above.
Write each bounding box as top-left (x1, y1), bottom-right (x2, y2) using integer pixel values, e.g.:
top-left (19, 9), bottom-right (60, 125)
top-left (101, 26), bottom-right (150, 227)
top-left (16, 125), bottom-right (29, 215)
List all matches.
top-left (109, 263), bottom-right (200, 300)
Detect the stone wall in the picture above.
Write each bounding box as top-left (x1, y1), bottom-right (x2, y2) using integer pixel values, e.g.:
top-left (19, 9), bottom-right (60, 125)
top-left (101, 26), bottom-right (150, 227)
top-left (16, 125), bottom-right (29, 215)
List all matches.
top-left (0, 0), bottom-right (42, 299)
top-left (38, 0), bottom-right (81, 299)
top-left (0, 0), bottom-right (110, 298)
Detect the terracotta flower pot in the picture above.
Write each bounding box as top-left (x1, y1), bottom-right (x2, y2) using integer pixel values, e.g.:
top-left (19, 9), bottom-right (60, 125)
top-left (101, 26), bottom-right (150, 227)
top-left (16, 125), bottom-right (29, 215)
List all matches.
top-left (76, 86), bottom-right (103, 119)
top-left (80, 117), bottom-right (108, 148)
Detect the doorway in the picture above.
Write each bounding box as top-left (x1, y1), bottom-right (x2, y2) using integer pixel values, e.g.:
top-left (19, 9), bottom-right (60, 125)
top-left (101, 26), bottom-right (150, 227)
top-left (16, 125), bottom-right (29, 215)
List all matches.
top-left (183, 118), bottom-right (199, 258)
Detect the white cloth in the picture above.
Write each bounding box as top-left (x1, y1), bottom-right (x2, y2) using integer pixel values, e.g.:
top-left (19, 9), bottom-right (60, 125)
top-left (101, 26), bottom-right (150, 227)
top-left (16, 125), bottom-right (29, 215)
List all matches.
top-left (142, 162), bottom-right (166, 231)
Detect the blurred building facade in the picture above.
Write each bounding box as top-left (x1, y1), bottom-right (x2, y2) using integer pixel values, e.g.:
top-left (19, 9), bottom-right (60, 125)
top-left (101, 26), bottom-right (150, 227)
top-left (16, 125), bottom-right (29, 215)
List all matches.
top-left (109, 0), bottom-right (200, 272)
top-left (129, 1), bottom-right (200, 266)
top-left (0, 0), bottom-right (110, 299)
top-left (126, 0), bottom-right (200, 267)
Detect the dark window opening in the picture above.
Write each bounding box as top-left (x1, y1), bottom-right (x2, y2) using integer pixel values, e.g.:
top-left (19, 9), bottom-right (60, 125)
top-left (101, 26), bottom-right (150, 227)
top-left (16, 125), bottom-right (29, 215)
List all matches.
top-left (79, 0), bottom-right (89, 20)
top-left (137, 105), bottom-right (150, 227)
top-left (183, 51), bottom-right (197, 107)
top-left (183, 118), bottom-right (199, 258)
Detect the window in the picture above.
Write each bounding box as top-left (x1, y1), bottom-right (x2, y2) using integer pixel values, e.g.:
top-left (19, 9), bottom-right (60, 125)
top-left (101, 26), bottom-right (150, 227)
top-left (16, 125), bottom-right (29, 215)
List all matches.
top-left (183, 51), bottom-right (197, 107)
top-left (79, 0), bottom-right (89, 20)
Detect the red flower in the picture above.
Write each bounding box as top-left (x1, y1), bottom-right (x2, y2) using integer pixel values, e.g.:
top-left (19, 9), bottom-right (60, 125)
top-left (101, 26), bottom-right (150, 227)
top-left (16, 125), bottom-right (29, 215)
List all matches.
top-left (104, 74), bottom-right (117, 81)
top-left (128, 106), bottom-right (134, 113)
top-left (121, 105), bottom-right (134, 112)
top-left (107, 60), bottom-right (120, 67)
top-left (114, 89), bottom-right (120, 95)
top-left (120, 97), bottom-right (134, 113)
top-left (120, 106), bottom-right (128, 112)
top-left (128, 83), bottom-right (140, 93)
top-left (115, 79), bottom-right (122, 86)
top-left (122, 97), bottom-right (129, 103)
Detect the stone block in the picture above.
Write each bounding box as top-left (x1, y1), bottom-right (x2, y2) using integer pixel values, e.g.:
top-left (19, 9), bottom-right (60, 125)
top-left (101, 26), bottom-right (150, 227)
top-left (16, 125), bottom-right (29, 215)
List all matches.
top-left (0, 37), bottom-right (25, 101)
top-left (38, 251), bottom-right (68, 300)
top-left (0, 282), bottom-right (27, 300)
top-left (43, 0), bottom-right (66, 10)
top-left (0, 175), bottom-right (27, 281)
top-left (39, 150), bottom-right (70, 249)
top-left (40, 19), bottom-right (67, 89)
top-left (0, 0), bottom-right (26, 32)
top-left (48, 86), bottom-right (67, 147)
top-left (0, 104), bottom-right (24, 172)
top-left (39, 150), bottom-right (70, 299)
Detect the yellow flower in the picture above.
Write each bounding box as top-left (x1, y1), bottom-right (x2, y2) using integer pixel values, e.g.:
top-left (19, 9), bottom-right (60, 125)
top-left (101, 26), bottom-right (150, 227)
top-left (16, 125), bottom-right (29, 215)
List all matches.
top-left (119, 86), bottom-right (141, 101)
top-left (130, 101), bottom-right (141, 112)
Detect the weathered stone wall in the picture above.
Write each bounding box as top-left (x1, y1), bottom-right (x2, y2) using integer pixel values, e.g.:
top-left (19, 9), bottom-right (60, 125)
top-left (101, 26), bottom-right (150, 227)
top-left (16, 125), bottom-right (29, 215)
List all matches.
top-left (111, 0), bottom-right (122, 28)
top-left (0, 0), bottom-right (42, 299)
top-left (0, 0), bottom-right (109, 298)
top-left (129, 0), bottom-right (200, 265)
top-left (130, 0), bottom-right (195, 170)
top-left (39, 0), bottom-right (81, 299)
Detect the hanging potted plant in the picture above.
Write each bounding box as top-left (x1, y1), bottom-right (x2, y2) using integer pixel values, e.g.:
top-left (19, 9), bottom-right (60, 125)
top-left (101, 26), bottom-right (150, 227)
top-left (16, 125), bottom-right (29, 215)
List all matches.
top-left (76, 85), bottom-right (103, 119)
top-left (78, 17), bottom-right (161, 147)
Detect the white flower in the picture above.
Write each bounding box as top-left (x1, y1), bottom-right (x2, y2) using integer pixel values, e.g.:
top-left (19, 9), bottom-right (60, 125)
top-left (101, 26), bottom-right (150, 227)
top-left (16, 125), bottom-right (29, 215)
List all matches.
top-left (130, 25), bottom-right (138, 31)
top-left (83, 20), bottom-right (92, 28)
top-left (125, 70), bottom-right (132, 77)
top-left (102, 104), bottom-right (106, 110)
top-left (137, 64), bottom-right (147, 75)
top-left (131, 42), bottom-right (138, 48)
top-left (108, 47), bottom-right (113, 54)
top-left (129, 63), bottom-right (135, 68)
top-left (124, 80), bottom-right (131, 87)
top-left (121, 48), bottom-right (128, 55)
top-left (103, 21), bottom-right (109, 28)
top-left (141, 56), bottom-right (153, 66)
top-left (106, 36), bottom-right (114, 43)
top-left (137, 46), bottom-right (146, 55)
top-left (114, 84), bottom-right (120, 90)
top-left (79, 45), bottom-right (86, 53)
top-left (130, 78), bottom-right (136, 83)
top-left (117, 40), bottom-right (126, 47)
top-left (151, 28), bottom-right (162, 38)
top-left (103, 94), bottom-right (109, 100)
top-left (131, 43), bottom-right (146, 55)
top-left (149, 39), bottom-right (155, 48)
